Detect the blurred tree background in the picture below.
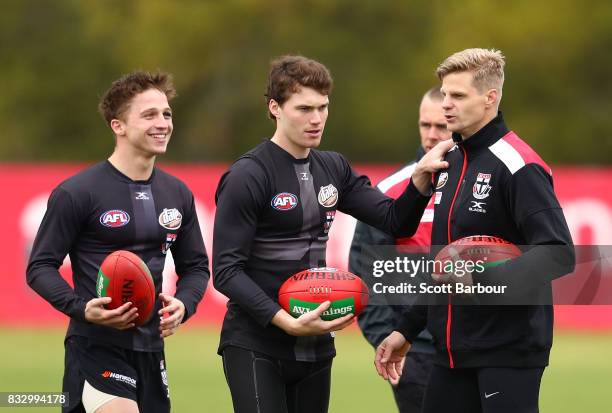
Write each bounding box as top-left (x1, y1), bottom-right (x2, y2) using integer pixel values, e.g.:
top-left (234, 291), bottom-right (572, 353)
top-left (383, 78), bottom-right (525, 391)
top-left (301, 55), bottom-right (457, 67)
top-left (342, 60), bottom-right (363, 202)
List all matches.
top-left (1, 0), bottom-right (610, 164)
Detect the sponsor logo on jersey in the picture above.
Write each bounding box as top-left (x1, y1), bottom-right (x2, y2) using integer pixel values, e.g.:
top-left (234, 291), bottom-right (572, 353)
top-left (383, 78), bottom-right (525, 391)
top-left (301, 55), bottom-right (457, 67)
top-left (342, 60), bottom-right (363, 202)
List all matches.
top-left (99, 210), bottom-right (130, 228)
top-left (159, 208), bottom-right (182, 230)
top-left (135, 191), bottom-right (150, 200)
top-left (101, 370), bottom-right (137, 388)
top-left (299, 172), bottom-right (310, 181)
top-left (271, 192), bottom-right (298, 211)
top-left (473, 172), bottom-right (492, 200)
top-left (318, 184), bottom-right (338, 207)
top-left (161, 233), bottom-right (177, 255)
top-left (469, 200), bottom-right (487, 213)
top-left (436, 172), bottom-right (449, 189)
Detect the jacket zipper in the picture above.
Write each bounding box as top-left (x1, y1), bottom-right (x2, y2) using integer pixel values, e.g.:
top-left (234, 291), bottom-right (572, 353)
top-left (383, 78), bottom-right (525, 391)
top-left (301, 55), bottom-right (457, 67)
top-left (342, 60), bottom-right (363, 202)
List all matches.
top-left (445, 145), bottom-right (468, 368)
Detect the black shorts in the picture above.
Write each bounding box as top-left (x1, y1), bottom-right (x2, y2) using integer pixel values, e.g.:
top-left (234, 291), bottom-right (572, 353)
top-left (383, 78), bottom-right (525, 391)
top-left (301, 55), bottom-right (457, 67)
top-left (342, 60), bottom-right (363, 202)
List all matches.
top-left (222, 346), bottom-right (333, 413)
top-left (423, 364), bottom-right (545, 413)
top-left (391, 351), bottom-right (434, 413)
top-left (62, 335), bottom-right (170, 413)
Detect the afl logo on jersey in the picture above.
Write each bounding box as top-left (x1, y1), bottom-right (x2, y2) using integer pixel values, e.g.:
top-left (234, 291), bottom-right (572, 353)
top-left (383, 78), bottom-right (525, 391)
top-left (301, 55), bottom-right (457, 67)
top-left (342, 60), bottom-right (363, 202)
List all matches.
top-left (159, 208), bottom-right (182, 230)
top-left (271, 192), bottom-right (298, 211)
top-left (318, 184), bottom-right (338, 208)
top-left (100, 210), bottom-right (130, 227)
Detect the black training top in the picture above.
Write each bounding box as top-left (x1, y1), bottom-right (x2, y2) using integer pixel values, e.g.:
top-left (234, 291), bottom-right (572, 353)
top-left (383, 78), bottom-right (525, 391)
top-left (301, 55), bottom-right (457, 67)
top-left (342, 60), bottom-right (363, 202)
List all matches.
top-left (27, 161), bottom-right (209, 352)
top-left (397, 113), bottom-right (575, 369)
top-left (213, 139), bottom-right (430, 361)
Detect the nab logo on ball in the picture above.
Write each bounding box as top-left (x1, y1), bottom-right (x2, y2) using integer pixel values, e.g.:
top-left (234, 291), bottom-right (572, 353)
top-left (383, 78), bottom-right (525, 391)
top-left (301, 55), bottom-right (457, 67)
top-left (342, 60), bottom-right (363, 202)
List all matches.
top-left (271, 192), bottom-right (298, 211)
top-left (100, 210), bottom-right (130, 228)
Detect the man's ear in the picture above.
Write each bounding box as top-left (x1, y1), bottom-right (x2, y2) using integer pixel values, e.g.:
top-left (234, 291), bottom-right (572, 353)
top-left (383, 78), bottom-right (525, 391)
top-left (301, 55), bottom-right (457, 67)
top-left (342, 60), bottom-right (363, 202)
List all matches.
top-left (485, 89), bottom-right (498, 108)
top-left (269, 99), bottom-right (281, 119)
top-left (110, 119), bottom-right (125, 136)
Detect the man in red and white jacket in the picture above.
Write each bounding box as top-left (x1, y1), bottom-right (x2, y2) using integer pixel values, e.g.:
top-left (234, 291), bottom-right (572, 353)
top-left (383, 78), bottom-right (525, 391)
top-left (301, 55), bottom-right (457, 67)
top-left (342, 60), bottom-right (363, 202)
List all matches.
top-left (350, 86), bottom-right (451, 412)
top-left (375, 49), bottom-right (575, 413)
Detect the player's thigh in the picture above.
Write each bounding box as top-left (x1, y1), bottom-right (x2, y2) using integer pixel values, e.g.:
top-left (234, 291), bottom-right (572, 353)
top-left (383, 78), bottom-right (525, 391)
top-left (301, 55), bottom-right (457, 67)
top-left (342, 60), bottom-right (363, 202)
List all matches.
top-left (93, 396), bottom-right (138, 413)
top-left (286, 359), bottom-right (332, 413)
top-left (80, 380), bottom-right (132, 413)
top-left (422, 365), bottom-right (481, 413)
top-left (402, 351), bottom-right (434, 386)
top-left (392, 351), bottom-right (434, 412)
top-left (222, 346), bottom-right (288, 413)
top-left (133, 351), bottom-right (171, 413)
top-left (478, 367), bottom-right (544, 413)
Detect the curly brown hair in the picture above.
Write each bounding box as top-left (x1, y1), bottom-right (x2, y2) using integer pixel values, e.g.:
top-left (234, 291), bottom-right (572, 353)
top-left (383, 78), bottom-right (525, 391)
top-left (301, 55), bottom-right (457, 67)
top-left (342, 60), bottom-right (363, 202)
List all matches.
top-left (98, 71), bottom-right (176, 126)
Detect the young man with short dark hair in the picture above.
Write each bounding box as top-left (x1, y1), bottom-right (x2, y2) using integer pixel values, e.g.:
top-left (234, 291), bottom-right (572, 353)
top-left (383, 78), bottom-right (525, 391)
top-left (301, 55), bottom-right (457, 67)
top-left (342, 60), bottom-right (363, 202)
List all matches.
top-left (213, 55), bottom-right (453, 413)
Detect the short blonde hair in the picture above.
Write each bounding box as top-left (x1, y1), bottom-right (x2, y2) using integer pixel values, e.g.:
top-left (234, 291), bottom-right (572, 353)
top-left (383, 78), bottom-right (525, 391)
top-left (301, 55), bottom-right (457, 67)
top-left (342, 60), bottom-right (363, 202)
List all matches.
top-left (436, 48), bottom-right (505, 93)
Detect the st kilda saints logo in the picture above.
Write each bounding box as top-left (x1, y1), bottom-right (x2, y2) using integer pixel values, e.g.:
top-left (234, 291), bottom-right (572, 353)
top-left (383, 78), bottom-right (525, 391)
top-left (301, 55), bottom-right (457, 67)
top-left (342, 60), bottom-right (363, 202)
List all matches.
top-left (161, 233), bottom-right (177, 255)
top-left (472, 173), bottom-right (492, 200)
top-left (318, 184), bottom-right (338, 207)
top-left (271, 192), bottom-right (298, 211)
top-left (324, 211), bottom-right (336, 234)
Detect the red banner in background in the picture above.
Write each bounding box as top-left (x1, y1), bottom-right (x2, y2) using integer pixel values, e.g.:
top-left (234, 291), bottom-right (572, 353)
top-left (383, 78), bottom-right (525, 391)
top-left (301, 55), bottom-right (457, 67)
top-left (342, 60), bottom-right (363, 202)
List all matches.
top-left (2, 164), bottom-right (611, 330)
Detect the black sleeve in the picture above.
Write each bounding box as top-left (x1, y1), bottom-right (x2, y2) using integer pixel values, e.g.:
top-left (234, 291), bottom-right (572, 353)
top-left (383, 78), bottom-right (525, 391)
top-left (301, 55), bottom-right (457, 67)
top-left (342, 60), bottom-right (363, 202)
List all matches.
top-left (335, 154), bottom-right (431, 238)
top-left (171, 189), bottom-right (210, 323)
top-left (473, 164), bottom-right (575, 293)
top-left (395, 300), bottom-right (428, 344)
top-left (350, 219), bottom-right (400, 348)
top-left (212, 159), bottom-right (282, 327)
top-left (26, 187), bottom-right (88, 321)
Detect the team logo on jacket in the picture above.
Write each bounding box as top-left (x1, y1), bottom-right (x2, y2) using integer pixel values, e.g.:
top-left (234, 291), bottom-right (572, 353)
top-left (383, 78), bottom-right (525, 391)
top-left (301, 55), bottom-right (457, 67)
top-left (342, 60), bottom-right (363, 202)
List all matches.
top-left (318, 184), bottom-right (338, 207)
top-left (161, 233), bottom-right (177, 255)
top-left (100, 210), bottom-right (130, 228)
top-left (324, 211), bottom-right (336, 234)
top-left (160, 360), bottom-right (170, 398)
top-left (472, 173), bottom-right (492, 200)
top-left (159, 208), bottom-right (182, 230)
top-left (272, 192), bottom-right (298, 211)
top-left (436, 172), bottom-right (449, 189)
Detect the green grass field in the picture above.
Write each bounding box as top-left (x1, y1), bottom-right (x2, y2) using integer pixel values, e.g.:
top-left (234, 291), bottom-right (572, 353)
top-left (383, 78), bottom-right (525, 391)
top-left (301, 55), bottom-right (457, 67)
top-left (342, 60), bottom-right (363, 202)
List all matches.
top-left (1, 327), bottom-right (610, 412)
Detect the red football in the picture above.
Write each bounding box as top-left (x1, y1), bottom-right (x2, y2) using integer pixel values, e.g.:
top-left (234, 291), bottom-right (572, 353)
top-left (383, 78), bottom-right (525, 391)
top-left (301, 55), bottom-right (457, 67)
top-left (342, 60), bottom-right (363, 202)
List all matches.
top-left (435, 235), bottom-right (522, 272)
top-left (278, 267), bottom-right (369, 321)
top-left (96, 250), bottom-right (156, 326)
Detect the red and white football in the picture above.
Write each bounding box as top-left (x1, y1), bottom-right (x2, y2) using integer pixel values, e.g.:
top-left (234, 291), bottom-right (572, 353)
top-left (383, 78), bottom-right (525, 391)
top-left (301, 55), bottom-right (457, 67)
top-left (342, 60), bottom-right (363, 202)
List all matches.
top-left (278, 267), bottom-right (369, 321)
top-left (96, 250), bottom-right (156, 326)
top-left (435, 235), bottom-right (522, 270)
